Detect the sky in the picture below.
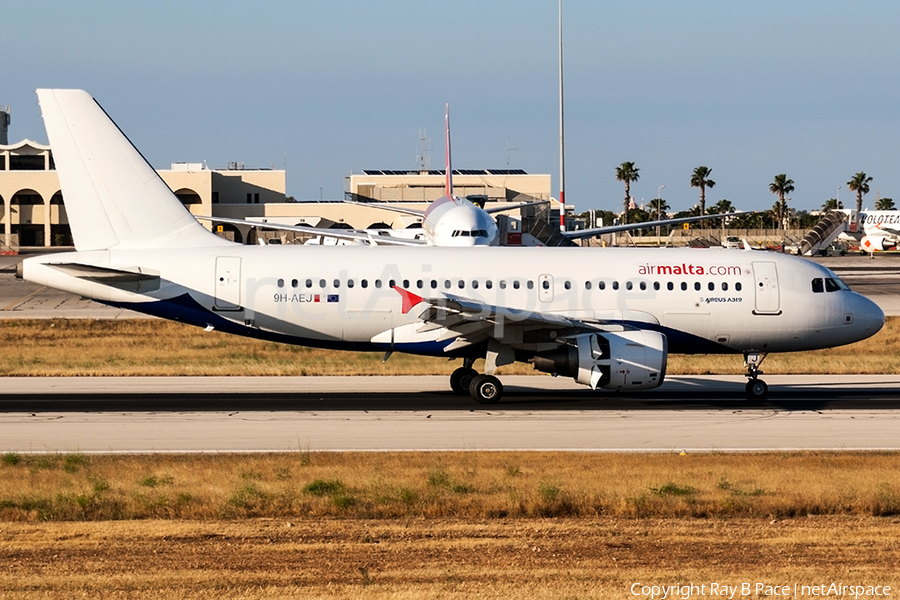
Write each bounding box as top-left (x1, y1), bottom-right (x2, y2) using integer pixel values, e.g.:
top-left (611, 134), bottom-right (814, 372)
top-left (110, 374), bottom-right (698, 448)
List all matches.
top-left (4, 1), bottom-right (900, 214)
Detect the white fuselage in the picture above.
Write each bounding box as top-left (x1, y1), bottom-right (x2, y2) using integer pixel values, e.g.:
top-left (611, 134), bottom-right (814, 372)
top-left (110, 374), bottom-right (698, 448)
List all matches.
top-left (22, 245), bottom-right (884, 358)
top-left (422, 196), bottom-right (499, 246)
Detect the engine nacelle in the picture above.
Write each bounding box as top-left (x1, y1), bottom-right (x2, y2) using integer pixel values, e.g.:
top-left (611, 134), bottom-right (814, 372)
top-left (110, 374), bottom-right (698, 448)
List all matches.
top-left (531, 330), bottom-right (668, 391)
top-left (860, 235), bottom-right (892, 252)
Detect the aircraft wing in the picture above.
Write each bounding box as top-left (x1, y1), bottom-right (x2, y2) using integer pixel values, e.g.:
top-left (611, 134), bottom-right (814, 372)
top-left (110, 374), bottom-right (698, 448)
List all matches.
top-left (388, 286), bottom-right (635, 353)
top-left (483, 200), bottom-right (550, 214)
top-left (195, 215), bottom-right (427, 247)
top-left (564, 212), bottom-right (747, 240)
top-left (342, 200), bottom-right (426, 217)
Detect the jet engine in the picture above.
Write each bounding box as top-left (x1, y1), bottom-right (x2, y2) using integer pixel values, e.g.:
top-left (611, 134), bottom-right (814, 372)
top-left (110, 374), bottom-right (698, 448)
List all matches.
top-left (860, 235), bottom-right (893, 252)
top-left (531, 330), bottom-right (667, 390)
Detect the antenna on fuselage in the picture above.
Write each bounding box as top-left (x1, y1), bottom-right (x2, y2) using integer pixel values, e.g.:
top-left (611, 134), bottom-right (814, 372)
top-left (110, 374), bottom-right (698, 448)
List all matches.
top-left (444, 102), bottom-right (453, 197)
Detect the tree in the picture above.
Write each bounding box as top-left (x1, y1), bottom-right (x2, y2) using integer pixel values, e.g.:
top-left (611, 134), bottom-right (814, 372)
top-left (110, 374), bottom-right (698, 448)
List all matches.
top-left (768, 173), bottom-right (794, 231)
top-left (708, 198), bottom-right (735, 228)
top-left (647, 197), bottom-right (670, 220)
top-left (615, 162), bottom-right (640, 225)
top-left (847, 172), bottom-right (873, 213)
top-left (876, 197), bottom-right (895, 211)
top-left (689, 166), bottom-right (715, 225)
top-left (822, 198), bottom-right (843, 211)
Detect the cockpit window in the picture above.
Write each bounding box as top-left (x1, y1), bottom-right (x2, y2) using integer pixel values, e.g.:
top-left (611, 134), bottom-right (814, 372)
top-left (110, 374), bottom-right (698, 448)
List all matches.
top-left (824, 278), bottom-right (843, 292)
top-left (813, 277), bottom-right (850, 293)
top-left (451, 229), bottom-right (488, 238)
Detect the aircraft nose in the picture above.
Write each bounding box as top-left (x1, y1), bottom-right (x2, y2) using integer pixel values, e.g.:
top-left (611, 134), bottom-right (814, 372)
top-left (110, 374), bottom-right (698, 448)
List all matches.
top-left (850, 292), bottom-right (885, 341)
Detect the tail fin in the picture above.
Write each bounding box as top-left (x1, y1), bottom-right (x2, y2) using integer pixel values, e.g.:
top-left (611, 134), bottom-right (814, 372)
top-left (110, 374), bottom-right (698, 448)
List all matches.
top-left (37, 89), bottom-right (228, 251)
top-left (444, 102), bottom-right (453, 196)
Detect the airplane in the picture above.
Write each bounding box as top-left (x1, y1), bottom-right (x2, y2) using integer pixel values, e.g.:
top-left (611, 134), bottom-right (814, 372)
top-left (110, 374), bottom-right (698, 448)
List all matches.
top-left (19, 89), bottom-right (885, 402)
top-left (199, 105), bottom-right (542, 248)
top-left (858, 210), bottom-right (900, 253)
top-left (198, 104), bottom-right (739, 248)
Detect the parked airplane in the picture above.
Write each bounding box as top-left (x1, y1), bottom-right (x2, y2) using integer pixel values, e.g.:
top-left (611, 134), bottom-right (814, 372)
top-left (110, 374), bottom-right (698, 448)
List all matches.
top-left (200, 105), bottom-right (540, 248)
top-left (200, 104), bottom-right (737, 248)
top-left (20, 90), bottom-right (885, 402)
top-left (858, 210), bottom-right (900, 253)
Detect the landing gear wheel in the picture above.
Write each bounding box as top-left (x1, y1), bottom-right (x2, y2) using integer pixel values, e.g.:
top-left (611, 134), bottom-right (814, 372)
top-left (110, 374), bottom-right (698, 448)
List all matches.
top-left (469, 374), bottom-right (503, 404)
top-left (745, 379), bottom-right (768, 398)
top-left (450, 367), bottom-right (478, 395)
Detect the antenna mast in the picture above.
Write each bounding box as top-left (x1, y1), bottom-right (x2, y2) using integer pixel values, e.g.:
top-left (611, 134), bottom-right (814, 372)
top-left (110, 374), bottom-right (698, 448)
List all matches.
top-left (558, 0), bottom-right (566, 231)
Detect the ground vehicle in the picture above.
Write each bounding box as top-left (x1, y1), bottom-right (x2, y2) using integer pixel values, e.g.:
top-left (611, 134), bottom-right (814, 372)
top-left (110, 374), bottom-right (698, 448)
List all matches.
top-left (819, 241), bottom-right (848, 256)
top-left (723, 236), bottom-right (742, 249)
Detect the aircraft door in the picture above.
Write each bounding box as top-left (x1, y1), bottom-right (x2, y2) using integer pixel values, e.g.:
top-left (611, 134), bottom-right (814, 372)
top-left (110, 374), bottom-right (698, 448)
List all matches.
top-left (538, 274), bottom-right (554, 302)
top-left (751, 261), bottom-right (780, 314)
top-left (215, 256), bottom-right (242, 310)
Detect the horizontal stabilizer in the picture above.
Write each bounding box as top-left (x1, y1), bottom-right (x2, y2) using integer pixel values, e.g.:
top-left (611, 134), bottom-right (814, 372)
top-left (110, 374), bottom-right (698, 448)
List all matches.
top-left (48, 263), bottom-right (160, 293)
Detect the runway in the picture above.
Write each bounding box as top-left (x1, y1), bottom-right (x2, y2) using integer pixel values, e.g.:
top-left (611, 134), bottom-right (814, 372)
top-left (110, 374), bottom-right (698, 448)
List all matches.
top-left (2, 254), bottom-right (900, 453)
top-left (2, 375), bottom-right (900, 453)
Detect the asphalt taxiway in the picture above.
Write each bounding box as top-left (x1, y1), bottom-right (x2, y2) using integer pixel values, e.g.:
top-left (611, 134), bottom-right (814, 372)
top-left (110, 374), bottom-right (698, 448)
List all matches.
top-left (2, 375), bottom-right (899, 453)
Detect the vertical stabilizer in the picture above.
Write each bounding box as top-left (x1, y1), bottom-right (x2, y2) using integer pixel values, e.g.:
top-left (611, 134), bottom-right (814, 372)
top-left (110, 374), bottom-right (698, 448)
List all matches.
top-left (37, 89), bottom-right (228, 251)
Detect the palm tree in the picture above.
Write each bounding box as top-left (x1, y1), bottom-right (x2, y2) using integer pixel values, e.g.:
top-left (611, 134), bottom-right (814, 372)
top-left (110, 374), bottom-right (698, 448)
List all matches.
top-left (768, 174), bottom-right (794, 229)
top-left (822, 198), bottom-right (843, 211)
top-left (708, 198), bottom-right (735, 229)
top-left (615, 162), bottom-right (640, 224)
top-left (847, 172), bottom-right (873, 213)
top-left (647, 197), bottom-right (669, 220)
top-left (876, 197), bottom-right (895, 211)
top-left (689, 166), bottom-right (715, 227)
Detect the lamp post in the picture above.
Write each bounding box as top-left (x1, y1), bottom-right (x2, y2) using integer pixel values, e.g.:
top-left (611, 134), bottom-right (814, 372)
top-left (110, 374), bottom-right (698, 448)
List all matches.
top-left (656, 185), bottom-right (665, 246)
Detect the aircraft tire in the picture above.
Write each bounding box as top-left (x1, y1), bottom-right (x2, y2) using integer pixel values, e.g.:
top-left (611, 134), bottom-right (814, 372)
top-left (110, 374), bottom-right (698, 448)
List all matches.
top-left (469, 374), bottom-right (503, 404)
top-left (745, 379), bottom-right (768, 398)
top-left (450, 367), bottom-right (478, 395)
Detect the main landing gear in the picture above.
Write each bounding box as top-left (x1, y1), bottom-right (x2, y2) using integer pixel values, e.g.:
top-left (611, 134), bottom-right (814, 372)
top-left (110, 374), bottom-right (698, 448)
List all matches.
top-left (744, 352), bottom-right (768, 398)
top-left (449, 360), bottom-right (504, 404)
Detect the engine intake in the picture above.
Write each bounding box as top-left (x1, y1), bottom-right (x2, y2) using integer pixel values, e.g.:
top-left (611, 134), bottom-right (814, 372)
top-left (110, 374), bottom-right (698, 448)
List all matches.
top-left (532, 330), bottom-right (668, 390)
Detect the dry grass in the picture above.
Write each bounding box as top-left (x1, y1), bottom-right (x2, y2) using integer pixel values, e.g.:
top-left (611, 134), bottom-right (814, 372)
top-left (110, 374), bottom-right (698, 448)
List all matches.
top-left (2, 451), bottom-right (899, 521)
top-left (0, 317), bottom-right (898, 376)
top-left (2, 517), bottom-right (898, 599)
top-left (2, 452), bottom-right (900, 598)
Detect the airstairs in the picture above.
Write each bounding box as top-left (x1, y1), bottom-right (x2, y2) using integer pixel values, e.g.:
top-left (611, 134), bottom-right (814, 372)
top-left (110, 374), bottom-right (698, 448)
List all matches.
top-left (525, 218), bottom-right (578, 247)
top-left (797, 211), bottom-right (848, 256)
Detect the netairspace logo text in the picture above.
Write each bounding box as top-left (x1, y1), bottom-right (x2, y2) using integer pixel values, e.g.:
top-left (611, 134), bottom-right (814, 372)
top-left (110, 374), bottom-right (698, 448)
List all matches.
top-left (630, 582), bottom-right (891, 599)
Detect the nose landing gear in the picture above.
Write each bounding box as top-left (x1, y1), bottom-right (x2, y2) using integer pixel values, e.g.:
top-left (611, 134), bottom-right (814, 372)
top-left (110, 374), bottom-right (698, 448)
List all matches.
top-left (744, 352), bottom-right (768, 397)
